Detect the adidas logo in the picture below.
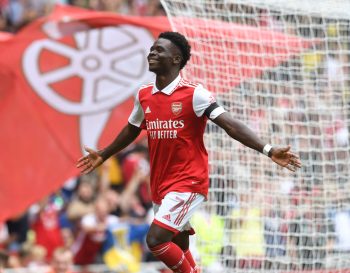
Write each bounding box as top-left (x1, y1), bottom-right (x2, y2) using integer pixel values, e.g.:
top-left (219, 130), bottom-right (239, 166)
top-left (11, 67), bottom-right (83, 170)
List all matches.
top-left (145, 106), bottom-right (151, 113)
top-left (162, 214), bottom-right (171, 221)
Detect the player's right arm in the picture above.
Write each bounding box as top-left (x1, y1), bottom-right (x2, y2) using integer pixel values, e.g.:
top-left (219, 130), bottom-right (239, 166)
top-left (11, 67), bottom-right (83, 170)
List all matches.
top-left (76, 123), bottom-right (141, 174)
top-left (77, 89), bottom-right (145, 174)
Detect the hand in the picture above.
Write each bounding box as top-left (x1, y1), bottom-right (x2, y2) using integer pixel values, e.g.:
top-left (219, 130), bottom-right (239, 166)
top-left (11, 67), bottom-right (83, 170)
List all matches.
top-left (76, 146), bottom-right (103, 174)
top-left (270, 145), bottom-right (302, 172)
top-left (132, 168), bottom-right (149, 183)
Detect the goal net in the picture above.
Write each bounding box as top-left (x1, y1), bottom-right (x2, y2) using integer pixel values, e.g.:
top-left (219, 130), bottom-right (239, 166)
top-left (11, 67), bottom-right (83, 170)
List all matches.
top-left (160, 0), bottom-right (350, 272)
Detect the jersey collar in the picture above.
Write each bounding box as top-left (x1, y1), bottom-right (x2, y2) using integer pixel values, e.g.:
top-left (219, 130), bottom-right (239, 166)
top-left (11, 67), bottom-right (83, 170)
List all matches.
top-left (152, 75), bottom-right (182, 95)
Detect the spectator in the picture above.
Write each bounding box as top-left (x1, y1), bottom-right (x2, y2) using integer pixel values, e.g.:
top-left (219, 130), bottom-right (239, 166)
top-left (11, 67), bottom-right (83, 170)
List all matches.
top-left (121, 145), bottom-right (152, 215)
top-left (66, 174), bottom-right (97, 224)
top-left (0, 250), bottom-right (9, 273)
top-left (190, 201), bottom-right (224, 272)
top-left (264, 206), bottom-right (288, 269)
top-left (6, 213), bottom-right (29, 254)
top-left (288, 200), bottom-right (327, 270)
top-left (229, 191), bottom-right (265, 269)
top-left (98, 157), bottom-right (124, 193)
top-left (71, 197), bottom-right (119, 266)
top-left (46, 247), bottom-right (74, 273)
top-left (3, 0), bottom-right (25, 30)
top-left (328, 199), bottom-right (350, 252)
top-left (0, 222), bottom-right (9, 249)
top-left (31, 197), bottom-right (64, 260)
top-left (119, 168), bottom-right (151, 218)
top-left (23, 244), bottom-right (48, 270)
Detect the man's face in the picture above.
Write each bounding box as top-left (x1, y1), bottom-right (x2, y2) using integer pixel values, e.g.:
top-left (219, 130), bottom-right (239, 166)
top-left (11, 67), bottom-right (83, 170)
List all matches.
top-left (147, 38), bottom-right (181, 73)
top-left (52, 252), bottom-right (73, 273)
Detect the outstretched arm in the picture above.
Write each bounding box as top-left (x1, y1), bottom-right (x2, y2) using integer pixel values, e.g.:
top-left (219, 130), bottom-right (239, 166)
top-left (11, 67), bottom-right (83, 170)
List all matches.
top-left (211, 112), bottom-right (301, 171)
top-left (77, 123), bottom-right (141, 174)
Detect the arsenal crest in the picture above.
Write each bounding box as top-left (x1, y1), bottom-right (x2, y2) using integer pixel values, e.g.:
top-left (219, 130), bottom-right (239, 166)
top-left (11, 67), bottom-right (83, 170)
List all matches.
top-left (171, 102), bottom-right (182, 115)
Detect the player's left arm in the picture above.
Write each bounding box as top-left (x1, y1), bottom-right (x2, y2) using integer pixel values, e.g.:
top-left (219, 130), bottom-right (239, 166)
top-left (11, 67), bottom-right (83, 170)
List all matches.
top-left (211, 111), bottom-right (302, 171)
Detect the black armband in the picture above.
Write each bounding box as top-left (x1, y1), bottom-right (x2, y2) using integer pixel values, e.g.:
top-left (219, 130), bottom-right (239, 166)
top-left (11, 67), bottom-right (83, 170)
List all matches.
top-left (204, 102), bottom-right (220, 118)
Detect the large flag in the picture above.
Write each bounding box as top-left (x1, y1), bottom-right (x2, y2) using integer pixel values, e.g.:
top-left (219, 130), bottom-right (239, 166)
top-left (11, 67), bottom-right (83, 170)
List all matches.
top-left (0, 31), bottom-right (13, 41)
top-left (0, 5), bottom-right (166, 222)
top-left (0, 5), bottom-right (313, 222)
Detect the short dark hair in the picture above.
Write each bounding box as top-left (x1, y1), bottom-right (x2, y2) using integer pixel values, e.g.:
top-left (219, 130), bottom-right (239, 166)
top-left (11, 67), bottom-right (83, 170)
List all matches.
top-left (159, 31), bottom-right (191, 69)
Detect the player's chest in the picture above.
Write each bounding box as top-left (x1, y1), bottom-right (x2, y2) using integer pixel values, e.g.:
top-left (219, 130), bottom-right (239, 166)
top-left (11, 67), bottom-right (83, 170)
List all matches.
top-left (141, 93), bottom-right (194, 121)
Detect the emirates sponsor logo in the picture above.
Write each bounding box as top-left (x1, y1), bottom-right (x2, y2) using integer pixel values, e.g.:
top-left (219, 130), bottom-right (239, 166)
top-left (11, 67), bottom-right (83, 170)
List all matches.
top-left (146, 119), bottom-right (184, 130)
top-left (171, 102), bottom-right (182, 115)
top-left (146, 118), bottom-right (184, 139)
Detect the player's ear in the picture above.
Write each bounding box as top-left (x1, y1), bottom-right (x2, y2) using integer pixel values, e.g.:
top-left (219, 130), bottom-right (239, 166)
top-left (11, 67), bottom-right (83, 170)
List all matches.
top-left (173, 55), bottom-right (182, 65)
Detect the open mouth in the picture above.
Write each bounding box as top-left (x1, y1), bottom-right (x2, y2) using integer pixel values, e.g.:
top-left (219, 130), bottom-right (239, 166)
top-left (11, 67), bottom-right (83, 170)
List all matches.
top-left (148, 59), bottom-right (159, 64)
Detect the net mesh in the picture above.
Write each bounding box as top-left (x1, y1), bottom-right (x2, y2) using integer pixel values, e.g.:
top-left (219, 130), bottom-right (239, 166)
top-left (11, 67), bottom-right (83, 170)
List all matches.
top-left (160, 0), bottom-right (350, 272)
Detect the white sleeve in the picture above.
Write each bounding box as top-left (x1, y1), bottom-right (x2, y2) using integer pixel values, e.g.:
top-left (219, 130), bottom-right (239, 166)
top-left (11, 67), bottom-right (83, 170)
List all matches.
top-left (193, 84), bottom-right (226, 119)
top-left (128, 90), bottom-right (144, 127)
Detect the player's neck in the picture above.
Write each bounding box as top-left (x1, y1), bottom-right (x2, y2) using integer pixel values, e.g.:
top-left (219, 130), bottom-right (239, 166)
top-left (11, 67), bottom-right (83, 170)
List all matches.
top-left (155, 71), bottom-right (180, 90)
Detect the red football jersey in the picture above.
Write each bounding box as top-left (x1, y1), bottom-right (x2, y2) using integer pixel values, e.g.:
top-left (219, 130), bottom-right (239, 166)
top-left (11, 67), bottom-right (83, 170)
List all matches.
top-left (128, 76), bottom-right (225, 204)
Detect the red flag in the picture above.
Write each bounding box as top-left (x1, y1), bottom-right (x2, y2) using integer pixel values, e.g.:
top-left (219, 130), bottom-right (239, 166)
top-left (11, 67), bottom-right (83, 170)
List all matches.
top-left (170, 17), bottom-right (314, 92)
top-left (0, 5), bottom-right (168, 221)
top-left (0, 31), bottom-right (13, 41)
top-left (0, 5), bottom-right (312, 221)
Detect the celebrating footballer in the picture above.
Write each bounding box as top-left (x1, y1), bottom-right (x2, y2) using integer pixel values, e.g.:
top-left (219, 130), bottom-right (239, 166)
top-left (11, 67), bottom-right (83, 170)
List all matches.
top-left (77, 31), bottom-right (301, 273)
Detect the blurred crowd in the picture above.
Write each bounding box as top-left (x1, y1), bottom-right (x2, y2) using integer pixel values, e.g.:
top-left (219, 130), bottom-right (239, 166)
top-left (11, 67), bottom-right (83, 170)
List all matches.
top-left (0, 141), bottom-right (158, 272)
top-left (204, 6), bottom-right (350, 271)
top-left (0, 0), bottom-right (165, 33)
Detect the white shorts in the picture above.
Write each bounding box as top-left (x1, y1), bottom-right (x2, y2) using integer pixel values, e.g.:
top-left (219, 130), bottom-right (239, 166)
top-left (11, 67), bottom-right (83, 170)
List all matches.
top-left (153, 192), bottom-right (205, 234)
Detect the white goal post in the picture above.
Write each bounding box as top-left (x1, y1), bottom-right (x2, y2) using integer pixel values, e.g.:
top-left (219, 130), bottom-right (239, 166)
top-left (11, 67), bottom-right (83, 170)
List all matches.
top-left (160, 0), bottom-right (350, 272)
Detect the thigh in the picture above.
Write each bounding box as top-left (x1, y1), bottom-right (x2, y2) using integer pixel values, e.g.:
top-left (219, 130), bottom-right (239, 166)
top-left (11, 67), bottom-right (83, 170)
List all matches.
top-left (153, 192), bottom-right (204, 234)
top-left (172, 230), bottom-right (190, 250)
top-left (146, 222), bottom-right (175, 247)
